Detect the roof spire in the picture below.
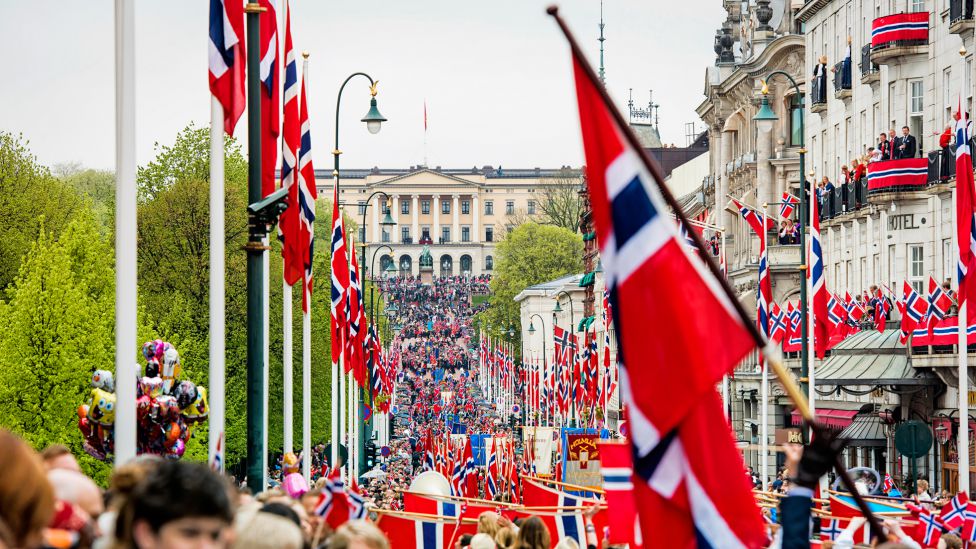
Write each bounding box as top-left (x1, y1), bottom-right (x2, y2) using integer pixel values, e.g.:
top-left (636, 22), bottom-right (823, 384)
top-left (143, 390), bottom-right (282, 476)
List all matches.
top-left (598, 0), bottom-right (606, 84)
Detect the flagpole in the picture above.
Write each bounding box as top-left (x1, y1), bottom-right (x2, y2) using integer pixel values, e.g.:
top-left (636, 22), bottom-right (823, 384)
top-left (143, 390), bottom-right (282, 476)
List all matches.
top-left (721, 227), bottom-right (729, 419)
top-left (331, 173), bottom-right (340, 474)
top-left (808, 189), bottom-right (817, 422)
top-left (301, 52), bottom-right (312, 484)
top-left (959, 299), bottom-right (969, 496)
top-left (283, 279), bottom-right (293, 455)
top-left (760, 204), bottom-right (769, 491)
top-left (263, 238), bottom-right (270, 490)
top-left (209, 95), bottom-right (226, 470)
top-left (113, 0), bottom-right (138, 466)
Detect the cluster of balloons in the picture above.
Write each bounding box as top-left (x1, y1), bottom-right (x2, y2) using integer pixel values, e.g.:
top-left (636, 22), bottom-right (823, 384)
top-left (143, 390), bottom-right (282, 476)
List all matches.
top-left (77, 340), bottom-right (209, 461)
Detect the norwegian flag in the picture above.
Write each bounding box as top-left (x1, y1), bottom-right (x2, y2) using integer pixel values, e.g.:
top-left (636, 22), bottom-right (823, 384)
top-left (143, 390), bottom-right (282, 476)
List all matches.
top-left (377, 511), bottom-right (476, 549)
top-left (900, 281), bottom-right (929, 344)
top-left (599, 442), bottom-right (642, 547)
top-left (845, 291), bottom-right (866, 323)
top-left (296, 70), bottom-right (317, 313)
top-left (768, 302), bottom-right (787, 343)
top-left (732, 198), bottom-right (771, 348)
top-left (940, 492), bottom-right (969, 531)
top-left (870, 288), bottom-right (892, 332)
top-left (928, 276), bottom-right (953, 336)
top-left (779, 192), bottom-right (799, 219)
top-left (819, 518), bottom-right (844, 542)
top-left (883, 473), bottom-right (894, 493)
top-left (208, 0), bottom-right (245, 135)
top-left (810, 191), bottom-right (829, 358)
top-left (961, 502), bottom-right (976, 543)
top-left (485, 438), bottom-right (498, 499)
top-left (568, 29), bottom-right (764, 548)
top-left (348, 239), bottom-right (367, 386)
top-left (330, 180), bottom-right (350, 369)
top-left (258, 0), bottom-right (279, 197)
top-left (827, 293), bottom-right (847, 333)
top-left (917, 511), bottom-right (945, 547)
top-left (784, 301), bottom-right (802, 351)
top-left (278, 2), bottom-right (302, 286)
top-left (956, 94), bottom-right (976, 317)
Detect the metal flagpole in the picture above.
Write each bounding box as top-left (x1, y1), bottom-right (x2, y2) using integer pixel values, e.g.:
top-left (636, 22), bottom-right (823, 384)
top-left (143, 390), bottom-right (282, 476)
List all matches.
top-left (263, 239), bottom-right (270, 490)
top-left (209, 96), bottom-right (227, 470)
top-left (113, 0), bottom-right (137, 466)
top-left (721, 228), bottom-right (729, 418)
top-left (339, 346), bottom-right (346, 477)
top-left (760, 204), bottom-right (769, 490)
top-left (283, 280), bottom-right (293, 455)
top-left (300, 53), bottom-right (312, 484)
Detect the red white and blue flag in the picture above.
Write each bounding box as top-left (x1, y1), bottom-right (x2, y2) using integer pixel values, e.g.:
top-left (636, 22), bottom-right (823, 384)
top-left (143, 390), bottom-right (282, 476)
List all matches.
top-left (927, 276), bottom-right (953, 336)
top-left (779, 192), bottom-right (799, 219)
top-left (297, 52), bottom-right (317, 315)
top-left (279, 2), bottom-right (302, 287)
top-left (940, 491), bottom-right (969, 531)
top-left (208, 0), bottom-right (246, 135)
top-left (330, 178), bottom-right (350, 369)
top-left (871, 12), bottom-right (929, 47)
top-left (810, 182), bottom-right (829, 358)
top-left (732, 198), bottom-right (771, 347)
top-left (956, 95), bottom-right (976, 320)
top-left (569, 36), bottom-right (765, 548)
top-left (258, 0), bottom-right (280, 197)
top-left (769, 302), bottom-right (787, 343)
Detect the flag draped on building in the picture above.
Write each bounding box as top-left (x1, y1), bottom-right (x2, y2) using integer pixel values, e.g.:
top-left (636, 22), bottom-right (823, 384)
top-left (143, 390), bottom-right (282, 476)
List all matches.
top-left (208, 0), bottom-right (246, 135)
top-left (566, 26), bottom-right (765, 547)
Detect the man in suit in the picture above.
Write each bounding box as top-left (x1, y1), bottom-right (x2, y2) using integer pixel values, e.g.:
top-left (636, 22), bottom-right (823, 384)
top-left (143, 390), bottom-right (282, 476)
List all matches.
top-left (896, 125), bottom-right (917, 159)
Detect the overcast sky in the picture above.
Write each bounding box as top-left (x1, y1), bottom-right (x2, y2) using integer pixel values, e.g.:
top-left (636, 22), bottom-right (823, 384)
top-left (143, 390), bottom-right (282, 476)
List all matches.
top-left (2, 0), bottom-right (724, 172)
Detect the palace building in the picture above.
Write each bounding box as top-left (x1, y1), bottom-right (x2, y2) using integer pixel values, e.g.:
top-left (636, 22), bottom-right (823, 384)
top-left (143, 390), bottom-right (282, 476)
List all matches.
top-left (313, 166), bottom-right (582, 278)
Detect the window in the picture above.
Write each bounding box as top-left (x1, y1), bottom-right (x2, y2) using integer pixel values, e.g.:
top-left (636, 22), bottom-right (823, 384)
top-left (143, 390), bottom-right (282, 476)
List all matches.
top-left (944, 69), bottom-right (952, 120)
top-left (527, 200), bottom-right (536, 215)
top-left (401, 201), bottom-right (409, 215)
top-left (873, 103), bottom-right (880, 138)
top-left (910, 0), bottom-right (924, 11)
top-left (944, 238), bottom-right (952, 281)
top-left (442, 227), bottom-right (450, 243)
top-left (461, 226), bottom-right (470, 242)
top-left (485, 256), bottom-right (494, 270)
top-left (909, 79), bottom-right (923, 115)
top-left (422, 200), bottom-right (431, 215)
top-left (860, 258), bottom-right (867, 290)
top-left (888, 82), bottom-right (896, 127)
top-left (486, 227), bottom-right (494, 242)
top-left (358, 201), bottom-right (367, 215)
top-left (381, 229), bottom-right (390, 244)
top-left (790, 95), bottom-right (804, 146)
top-left (401, 227), bottom-right (410, 242)
top-left (888, 244), bottom-right (896, 288)
top-left (381, 201), bottom-right (390, 214)
top-left (358, 227), bottom-right (365, 242)
top-left (461, 201), bottom-right (470, 215)
top-left (442, 200), bottom-right (450, 214)
top-left (909, 244), bottom-right (924, 294)
top-left (506, 201), bottom-right (515, 215)
top-left (485, 201), bottom-right (494, 215)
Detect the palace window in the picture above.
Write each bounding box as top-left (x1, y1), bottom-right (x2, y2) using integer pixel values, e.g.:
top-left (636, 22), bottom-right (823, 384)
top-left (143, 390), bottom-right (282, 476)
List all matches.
top-left (401, 201), bottom-right (409, 215)
top-left (442, 200), bottom-right (450, 214)
top-left (506, 201), bottom-right (515, 215)
top-left (422, 200), bottom-right (431, 215)
top-left (527, 200), bottom-right (536, 215)
top-left (462, 200), bottom-right (470, 215)
top-left (401, 227), bottom-right (410, 243)
top-left (485, 201), bottom-right (494, 215)
top-left (358, 201), bottom-right (367, 215)
top-left (442, 227), bottom-right (450, 243)
top-left (461, 226), bottom-right (470, 242)
top-left (485, 227), bottom-right (494, 242)
top-left (486, 256), bottom-right (494, 270)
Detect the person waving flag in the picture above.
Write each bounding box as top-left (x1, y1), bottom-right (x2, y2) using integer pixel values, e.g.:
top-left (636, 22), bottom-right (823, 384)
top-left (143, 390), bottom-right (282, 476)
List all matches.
top-left (553, 7), bottom-right (765, 547)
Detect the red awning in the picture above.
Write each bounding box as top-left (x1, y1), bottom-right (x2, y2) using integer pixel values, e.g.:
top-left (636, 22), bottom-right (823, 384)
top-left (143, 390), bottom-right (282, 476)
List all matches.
top-left (791, 408), bottom-right (859, 429)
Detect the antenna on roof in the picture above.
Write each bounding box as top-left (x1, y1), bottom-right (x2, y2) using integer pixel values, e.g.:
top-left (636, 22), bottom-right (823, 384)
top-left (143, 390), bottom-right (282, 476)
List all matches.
top-left (598, 0), bottom-right (606, 84)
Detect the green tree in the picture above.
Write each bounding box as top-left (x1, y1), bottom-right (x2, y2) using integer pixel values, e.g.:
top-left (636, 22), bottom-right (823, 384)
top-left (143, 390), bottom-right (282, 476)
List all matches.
top-left (478, 222), bottom-right (583, 345)
top-left (60, 168), bottom-right (116, 234)
top-left (536, 176), bottom-right (585, 233)
top-left (0, 132), bottom-right (83, 290)
top-left (0, 212), bottom-right (118, 483)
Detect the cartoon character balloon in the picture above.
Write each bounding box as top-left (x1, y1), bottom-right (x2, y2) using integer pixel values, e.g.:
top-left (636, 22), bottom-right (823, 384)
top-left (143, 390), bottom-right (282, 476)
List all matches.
top-left (91, 370), bottom-right (115, 393)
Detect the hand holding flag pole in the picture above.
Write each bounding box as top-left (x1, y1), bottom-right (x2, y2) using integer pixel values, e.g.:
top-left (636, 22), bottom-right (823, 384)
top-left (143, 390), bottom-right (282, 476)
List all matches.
top-left (545, 5), bottom-right (885, 542)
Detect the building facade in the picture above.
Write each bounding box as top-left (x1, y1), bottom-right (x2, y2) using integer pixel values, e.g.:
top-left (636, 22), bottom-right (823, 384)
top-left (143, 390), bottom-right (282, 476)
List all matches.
top-left (314, 166), bottom-right (581, 278)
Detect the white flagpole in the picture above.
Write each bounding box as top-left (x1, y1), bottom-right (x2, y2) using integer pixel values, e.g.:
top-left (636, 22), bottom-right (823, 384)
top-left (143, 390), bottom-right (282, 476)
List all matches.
top-left (960, 299), bottom-right (969, 495)
top-left (209, 96), bottom-right (227, 470)
top-left (808, 185), bottom-right (817, 421)
top-left (721, 228), bottom-right (729, 419)
top-left (283, 280), bottom-right (293, 455)
top-left (760, 205), bottom-right (769, 490)
top-left (113, 0), bottom-right (137, 466)
top-left (300, 52), bottom-right (312, 485)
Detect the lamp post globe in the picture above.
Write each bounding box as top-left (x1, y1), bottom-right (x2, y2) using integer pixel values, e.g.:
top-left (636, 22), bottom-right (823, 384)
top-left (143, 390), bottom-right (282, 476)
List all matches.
top-left (362, 97), bottom-right (387, 134)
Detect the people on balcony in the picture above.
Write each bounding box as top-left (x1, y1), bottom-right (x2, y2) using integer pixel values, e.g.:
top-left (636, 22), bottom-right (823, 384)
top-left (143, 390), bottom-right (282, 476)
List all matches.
top-left (894, 125), bottom-right (917, 159)
top-left (778, 219), bottom-right (798, 245)
top-left (877, 132), bottom-right (892, 160)
top-left (938, 124), bottom-right (954, 180)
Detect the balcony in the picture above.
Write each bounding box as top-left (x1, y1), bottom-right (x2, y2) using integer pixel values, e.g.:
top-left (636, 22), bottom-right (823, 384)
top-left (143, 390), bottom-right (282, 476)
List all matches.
top-left (870, 12), bottom-right (929, 65)
top-left (820, 179), bottom-right (869, 223)
top-left (865, 158), bottom-right (929, 205)
top-left (401, 236), bottom-right (414, 244)
top-left (950, 0), bottom-right (974, 35)
top-left (833, 60), bottom-right (852, 100)
top-left (859, 44), bottom-right (880, 85)
top-left (811, 73), bottom-right (828, 114)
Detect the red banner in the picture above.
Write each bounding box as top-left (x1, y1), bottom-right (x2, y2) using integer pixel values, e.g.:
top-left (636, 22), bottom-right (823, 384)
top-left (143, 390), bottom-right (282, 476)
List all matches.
top-left (871, 12), bottom-right (929, 47)
top-left (867, 158), bottom-right (928, 192)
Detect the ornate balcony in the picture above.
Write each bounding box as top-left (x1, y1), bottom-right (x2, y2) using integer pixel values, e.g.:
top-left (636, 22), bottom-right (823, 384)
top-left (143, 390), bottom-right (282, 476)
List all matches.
top-left (811, 73), bottom-right (828, 114)
top-left (833, 61), bottom-right (852, 100)
top-left (870, 12), bottom-right (929, 65)
top-left (950, 0), bottom-right (974, 35)
top-left (865, 158), bottom-right (930, 205)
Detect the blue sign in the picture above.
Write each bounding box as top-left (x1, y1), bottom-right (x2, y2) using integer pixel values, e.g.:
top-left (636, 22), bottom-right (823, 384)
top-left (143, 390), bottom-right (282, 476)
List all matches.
top-left (380, 446), bottom-right (391, 458)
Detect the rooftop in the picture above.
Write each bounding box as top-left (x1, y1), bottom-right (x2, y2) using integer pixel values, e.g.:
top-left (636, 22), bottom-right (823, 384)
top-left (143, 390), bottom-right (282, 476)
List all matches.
top-left (311, 165), bottom-right (582, 181)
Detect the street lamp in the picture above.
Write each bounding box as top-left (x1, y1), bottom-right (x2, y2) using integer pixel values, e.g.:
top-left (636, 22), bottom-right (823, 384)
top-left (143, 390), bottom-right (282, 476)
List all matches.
top-left (528, 313), bottom-right (548, 427)
top-left (553, 290), bottom-right (577, 427)
top-left (361, 82), bottom-right (387, 135)
top-left (752, 82), bottom-right (777, 135)
top-left (333, 73), bottom-right (387, 192)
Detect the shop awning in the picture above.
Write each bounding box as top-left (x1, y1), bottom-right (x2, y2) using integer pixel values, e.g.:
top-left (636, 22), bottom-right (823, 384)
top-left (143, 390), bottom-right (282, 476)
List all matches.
top-left (816, 329), bottom-right (939, 386)
top-left (791, 408), bottom-right (858, 430)
top-left (838, 412), bottom-right (889, 447)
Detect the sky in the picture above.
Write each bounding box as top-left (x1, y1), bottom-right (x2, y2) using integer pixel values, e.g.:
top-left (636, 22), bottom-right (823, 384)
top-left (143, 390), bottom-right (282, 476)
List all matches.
top-left (1, 0), bottom-right (724, 172)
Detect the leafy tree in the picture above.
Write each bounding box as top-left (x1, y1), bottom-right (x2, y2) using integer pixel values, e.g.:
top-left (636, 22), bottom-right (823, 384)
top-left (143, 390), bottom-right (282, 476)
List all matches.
top-left (536, 176), bottom-right (585, 233)
top-left (478, 222), bottom-right (583, 345)
top-left (137, 123), bottom-right (248, 201)
top-left (0, 132), bottom-right (83, 290)
top-left (60, 169), bottom-right (116, 234)
top-left (0, 213), bottom-right (118, 483)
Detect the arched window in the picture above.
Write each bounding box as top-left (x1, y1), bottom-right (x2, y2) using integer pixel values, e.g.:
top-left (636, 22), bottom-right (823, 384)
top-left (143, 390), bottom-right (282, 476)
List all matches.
top-left (460, 255), bottom-right (472, 274)
top-left (440, 255), bottom-right (454, 277)
top-left (485, 256), bottom-right (494, 271)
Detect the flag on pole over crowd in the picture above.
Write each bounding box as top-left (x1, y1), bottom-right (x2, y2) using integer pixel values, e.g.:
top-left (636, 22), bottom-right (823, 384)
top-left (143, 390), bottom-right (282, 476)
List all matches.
top-left (553, 6), bottom-right (766, 546)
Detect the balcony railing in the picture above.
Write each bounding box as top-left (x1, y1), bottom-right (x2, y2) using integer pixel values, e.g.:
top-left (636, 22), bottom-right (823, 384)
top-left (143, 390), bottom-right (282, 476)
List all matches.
top-left (401, 236), bottom-right (413, 244)
top-left (951, 0), bottom-right (974, 26)
top-left (870, 12), bottom-right (929, 51)
top-left (811, 73), bottom-right (828, 109)
top-left (859, 44), bottom-right (879, 80)
top-left (833, 60), bottom-right (852, 97)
